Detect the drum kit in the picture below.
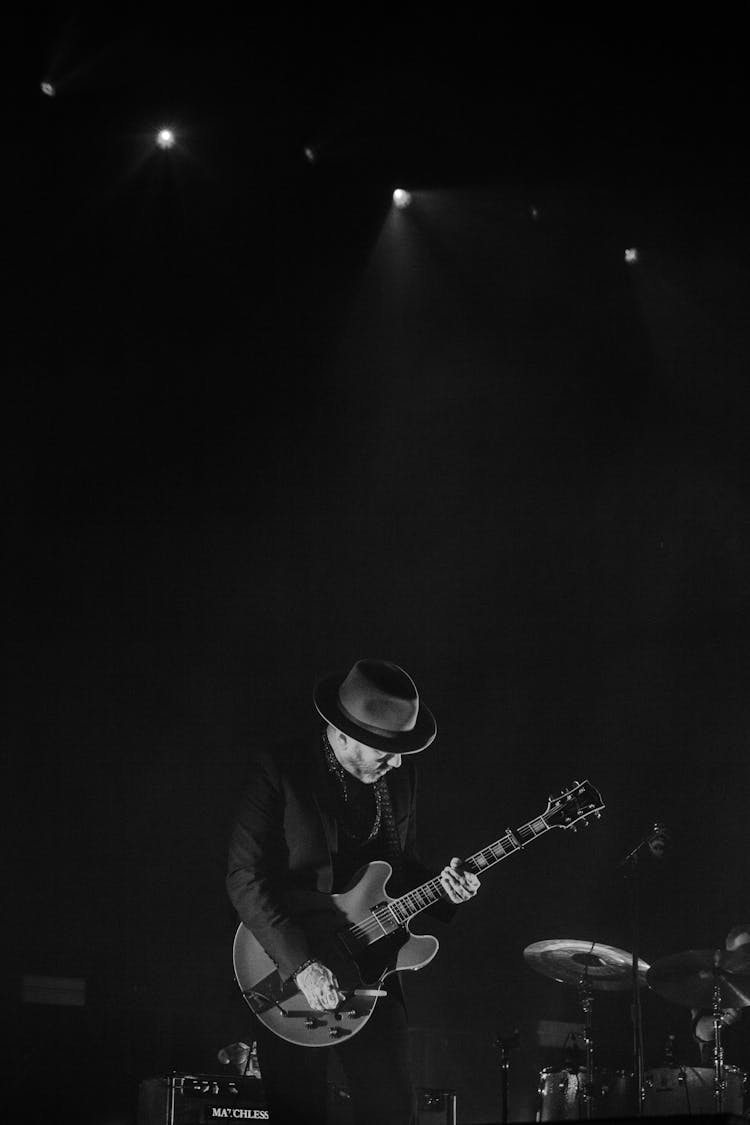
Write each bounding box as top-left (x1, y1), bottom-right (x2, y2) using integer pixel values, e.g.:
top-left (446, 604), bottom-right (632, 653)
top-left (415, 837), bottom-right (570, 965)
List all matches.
top-left (524, 938), bottom-right (750, 1120)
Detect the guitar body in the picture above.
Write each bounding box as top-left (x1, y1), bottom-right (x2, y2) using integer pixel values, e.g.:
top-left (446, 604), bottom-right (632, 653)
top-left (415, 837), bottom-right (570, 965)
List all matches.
top-left (233, 861), bottom-right (439, 1047)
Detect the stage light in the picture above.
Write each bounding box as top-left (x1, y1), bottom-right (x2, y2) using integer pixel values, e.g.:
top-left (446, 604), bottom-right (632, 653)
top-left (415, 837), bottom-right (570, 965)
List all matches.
top-left (40, 81), bottom-right (56, 97)
top-left (393, 188), bottom-right (412, 210)
top-left (530, 205), bottom-right (539, 220)
top-left (624, 247), bottom-right (639, 263)
top-left (156, 128), bottom-right (176, 150)
top-left (303, 146), bottom-right (316, 164)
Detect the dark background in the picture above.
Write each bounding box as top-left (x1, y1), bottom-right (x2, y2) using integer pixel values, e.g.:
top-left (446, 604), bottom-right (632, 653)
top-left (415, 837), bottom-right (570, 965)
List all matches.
top-left (4, 10), bottom-right (750, 1123)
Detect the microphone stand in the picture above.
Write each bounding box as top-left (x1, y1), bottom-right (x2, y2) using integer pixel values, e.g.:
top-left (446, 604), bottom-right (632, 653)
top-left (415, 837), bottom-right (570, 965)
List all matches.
top-left (494, 1029), bottom-right (519, 1124)
top-left (618, 840), bottom-right (647, 1117)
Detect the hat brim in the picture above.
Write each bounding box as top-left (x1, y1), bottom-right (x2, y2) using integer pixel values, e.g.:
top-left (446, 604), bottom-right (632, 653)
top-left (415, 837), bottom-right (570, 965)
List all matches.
top-left (313, 673), bottom-right (436, 754)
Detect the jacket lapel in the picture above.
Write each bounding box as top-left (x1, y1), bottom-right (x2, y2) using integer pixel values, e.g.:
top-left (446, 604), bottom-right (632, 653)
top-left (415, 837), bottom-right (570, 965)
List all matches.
top-left (308, 736), bottom-right (339, 857)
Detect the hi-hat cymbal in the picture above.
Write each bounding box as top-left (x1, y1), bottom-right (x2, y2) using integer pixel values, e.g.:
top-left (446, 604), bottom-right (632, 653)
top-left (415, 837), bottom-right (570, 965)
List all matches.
top-left (646, 948), bottom-right (750, 1010)
top-left (524, 939), bottom-right (650, 991)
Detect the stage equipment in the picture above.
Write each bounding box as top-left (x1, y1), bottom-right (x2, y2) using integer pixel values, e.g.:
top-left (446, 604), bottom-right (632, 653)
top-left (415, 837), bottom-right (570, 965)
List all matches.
top-left (619, 823), bottom-right (672, 1115)
top-left (646, 949), bottom-right (750, 1011)
top-left (494, 1028), bottom-right (520, 1124)
top-left (525, 940), bottom-right (648, 1121)
top-left (216, 1041), bottom-right (260, 1077)
top-left (536, 1066), bottom-right (634, 1121)
top-left (524, 940), bottom-right (649, 991)
top-left (647, 947), bottom-right (750, 1113)
top-left (137, 1072), bottom-right (267, 1124)
top-left (234, 781), bottom-right (604, 1047)
top-left (328, 1084), bottom-right (456, 1125)
top-left (642, 1066), bottom-right (746, 1117)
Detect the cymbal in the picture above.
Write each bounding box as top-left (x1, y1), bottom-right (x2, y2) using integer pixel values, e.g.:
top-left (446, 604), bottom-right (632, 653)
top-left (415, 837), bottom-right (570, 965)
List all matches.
top-left (646, 948), bottom-right (750, 1010)
top-left (524, 939), bottom-right (650, 991)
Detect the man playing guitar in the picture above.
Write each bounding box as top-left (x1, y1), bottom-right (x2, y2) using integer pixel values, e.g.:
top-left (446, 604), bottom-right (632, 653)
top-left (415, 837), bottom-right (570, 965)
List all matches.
top-left (226, 658), bottom-right (480, 1125)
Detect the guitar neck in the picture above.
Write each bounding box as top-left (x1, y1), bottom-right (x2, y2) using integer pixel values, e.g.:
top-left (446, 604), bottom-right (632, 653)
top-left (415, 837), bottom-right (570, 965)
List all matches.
top-left (388, 813), bottom-right (553, 925)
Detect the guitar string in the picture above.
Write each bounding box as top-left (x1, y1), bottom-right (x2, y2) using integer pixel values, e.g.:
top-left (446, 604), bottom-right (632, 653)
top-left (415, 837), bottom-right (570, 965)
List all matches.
top-left (344, 807), bottom-right (593, 941)
top-left (344, 800), bottom-right (597, 942)
top-left (349, 837), bottom-right (520, 939)
top-left (346, 832), bottom-right (524, 941)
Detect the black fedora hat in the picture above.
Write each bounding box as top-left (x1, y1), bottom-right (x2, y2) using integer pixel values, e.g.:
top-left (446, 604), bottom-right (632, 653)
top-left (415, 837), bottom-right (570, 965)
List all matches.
top-left (313, 659), bottom-right (437, 754)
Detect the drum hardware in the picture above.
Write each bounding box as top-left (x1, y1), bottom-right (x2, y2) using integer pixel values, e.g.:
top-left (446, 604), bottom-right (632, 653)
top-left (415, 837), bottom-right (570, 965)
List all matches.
top-left (493, 1028), bottom-right (520, 1124)
top-left (711, 973), bottom-right (724, 1113)
top-left (618, 828), bottom-right (671, 1117)
top-left (641, 1065), bottom-right (746, 1117)
top-left (646, 945), bottom-right (750, 1117)
top-left (525, 939), bottom-right (649, 1121)
top-left (661, 1032), bottom-right (676, 1068)
top-left (577, 978), bottom-right (594, 1120)
top-left (536, 1066), bottom-right (634, 1121)
top-left (523, 940), bottom-right (650, 991)
top-left (645, 947), bottom-right (750, 1011)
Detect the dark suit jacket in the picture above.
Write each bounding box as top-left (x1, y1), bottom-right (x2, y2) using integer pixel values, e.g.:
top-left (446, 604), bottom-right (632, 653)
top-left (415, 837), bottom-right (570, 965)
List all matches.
top-left (226, 734), bottom-right (452, 980)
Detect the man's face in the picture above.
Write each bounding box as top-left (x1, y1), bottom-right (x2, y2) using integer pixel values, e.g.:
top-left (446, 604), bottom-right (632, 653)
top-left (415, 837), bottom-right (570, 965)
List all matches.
top-left (331, 730), bottom-right (403, 784)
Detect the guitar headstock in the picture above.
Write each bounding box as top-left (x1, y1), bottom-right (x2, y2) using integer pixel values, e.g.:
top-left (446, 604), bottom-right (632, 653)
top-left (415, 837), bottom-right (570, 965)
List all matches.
top-left (544, 780), bottom-right (604, 831)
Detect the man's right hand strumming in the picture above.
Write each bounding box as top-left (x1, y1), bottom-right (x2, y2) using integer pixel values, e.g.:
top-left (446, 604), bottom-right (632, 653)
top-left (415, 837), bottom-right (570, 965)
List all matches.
top-left (294, 960), bottom-right (345, 1011)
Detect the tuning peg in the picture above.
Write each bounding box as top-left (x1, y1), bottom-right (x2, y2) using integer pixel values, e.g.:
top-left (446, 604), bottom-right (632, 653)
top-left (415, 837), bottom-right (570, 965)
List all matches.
top-left (594, 811), bottom-right (601, 819)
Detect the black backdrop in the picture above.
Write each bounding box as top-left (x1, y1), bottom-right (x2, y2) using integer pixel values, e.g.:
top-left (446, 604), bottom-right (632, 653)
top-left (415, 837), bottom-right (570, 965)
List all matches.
top-left (5, 12), bottom-right (750, 1124)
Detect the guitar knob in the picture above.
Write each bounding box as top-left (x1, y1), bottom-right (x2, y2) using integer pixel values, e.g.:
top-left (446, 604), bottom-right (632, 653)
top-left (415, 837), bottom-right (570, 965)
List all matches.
top-left (305, 1018), bottom-right (318, 1029)
top-left (328, 1027), bottom-right (342, 1038)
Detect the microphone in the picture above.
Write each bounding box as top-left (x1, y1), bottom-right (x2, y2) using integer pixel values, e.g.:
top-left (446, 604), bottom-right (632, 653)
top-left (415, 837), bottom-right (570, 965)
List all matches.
top-left (646, 823), bottom-right (672, 859)
top-left (618, 822), bottom-right (673, 867)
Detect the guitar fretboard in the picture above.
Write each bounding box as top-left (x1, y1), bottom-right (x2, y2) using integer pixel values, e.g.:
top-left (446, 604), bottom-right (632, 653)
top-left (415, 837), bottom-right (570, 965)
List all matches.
top-left (375, 814), bottom-right (552, 932)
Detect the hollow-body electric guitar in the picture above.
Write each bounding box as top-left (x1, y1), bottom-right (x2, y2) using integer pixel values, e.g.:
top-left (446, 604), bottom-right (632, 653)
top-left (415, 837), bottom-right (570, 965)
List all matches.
top-left (232, 779), bottom-right (604, 1046)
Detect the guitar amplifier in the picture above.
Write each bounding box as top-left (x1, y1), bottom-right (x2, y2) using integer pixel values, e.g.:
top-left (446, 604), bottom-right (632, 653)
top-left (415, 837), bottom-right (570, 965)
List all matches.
top-left (138, 1073), bottom-right (456, 1125)
top-left (138, 1073), bottom-right (268, 1124)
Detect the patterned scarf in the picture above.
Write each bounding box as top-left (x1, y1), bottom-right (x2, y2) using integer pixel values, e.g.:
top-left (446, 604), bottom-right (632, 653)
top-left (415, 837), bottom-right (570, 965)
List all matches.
top-left (321, 729), bottom-right (404, 877)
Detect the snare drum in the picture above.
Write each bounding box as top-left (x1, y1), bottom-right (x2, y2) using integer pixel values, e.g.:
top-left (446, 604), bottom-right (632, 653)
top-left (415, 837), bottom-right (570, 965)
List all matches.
top-left (643, 1066), bottom-right (746, 1116)
top-left (536, 1067), bottom-right (634, 1120)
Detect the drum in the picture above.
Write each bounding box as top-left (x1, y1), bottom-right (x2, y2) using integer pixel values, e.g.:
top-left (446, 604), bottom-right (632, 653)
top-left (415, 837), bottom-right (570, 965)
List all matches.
top-left (536, 1067), bottom-right (634, 1120)
top-left (643, 1066), bottom-right (746, 1116)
